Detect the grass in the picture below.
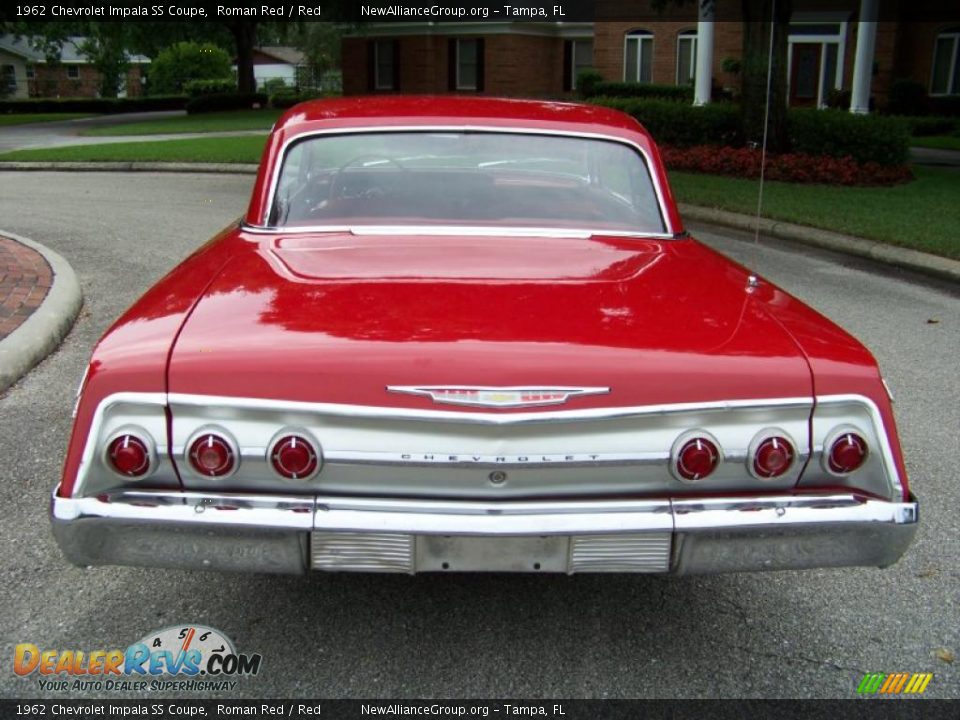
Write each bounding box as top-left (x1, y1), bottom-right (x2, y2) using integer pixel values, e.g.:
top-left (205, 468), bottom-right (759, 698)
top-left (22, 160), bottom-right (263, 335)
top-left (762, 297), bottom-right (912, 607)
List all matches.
top-left (0, 113), bottom-right (94, 127)
top-left (670, 166), bottom-right (960, 260)
top-left (80, 109), bottom-right (284, 136)
top-left (0, 135), bottom-right (267, 163)
top-left (910, 134), bottom-right (960, 152)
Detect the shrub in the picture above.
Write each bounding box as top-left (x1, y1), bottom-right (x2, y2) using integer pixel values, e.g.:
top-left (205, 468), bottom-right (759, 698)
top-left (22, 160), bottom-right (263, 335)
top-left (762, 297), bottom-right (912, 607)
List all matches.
top-left (0, 96), bottom-right (187, 114)
top-left (886, 79), bottom-right (929, 116)
top-left (929, 95), bottom-right (960, 117)
top-left (898, 115), bottom-right (958, 136)
top-left (662, 145), bottom-right (913, 186)
top-left (575, 70), bottom-right (603, 99)
top-left (185, 92), bottom-right (268, 114)
top-left (583, 82), bottom-right (693, 102)
top-left (788, 108), bottom-right (909, 166)
top-left (183, 78), bottom-right (236, 98)
top-left (269, 89), bottom-right (328, 109)
top-left (260, 77), bottom-right (292, 95)
top-left (592, 97), bottom-right (742, 147)
top-left (148, 42), bottom-right (233, 95)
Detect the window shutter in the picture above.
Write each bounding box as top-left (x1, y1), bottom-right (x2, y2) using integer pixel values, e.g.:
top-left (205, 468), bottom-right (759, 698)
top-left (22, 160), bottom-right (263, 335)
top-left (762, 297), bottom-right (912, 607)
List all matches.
top-left (476, 38), bottom-right (485, 93)
top-left (367, 41), bottom-right (376, 91)
top-left (392, 39), bottom-right (400, 91)
top-left (563, 41), bottom-right (573, 92)
top-left (448, 39), bottom-right (457, 91)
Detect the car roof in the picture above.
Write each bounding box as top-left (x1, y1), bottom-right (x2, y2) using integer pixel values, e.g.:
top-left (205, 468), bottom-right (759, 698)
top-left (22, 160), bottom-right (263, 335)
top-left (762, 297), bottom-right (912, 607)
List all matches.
top-left (274, 95), bottom-right (646, 137)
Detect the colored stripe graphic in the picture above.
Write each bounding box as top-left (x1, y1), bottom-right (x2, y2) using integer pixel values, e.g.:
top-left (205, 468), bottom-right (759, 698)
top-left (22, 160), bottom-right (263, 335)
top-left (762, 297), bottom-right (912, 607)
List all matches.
top-left (857, 672), bottom-right (932, 695)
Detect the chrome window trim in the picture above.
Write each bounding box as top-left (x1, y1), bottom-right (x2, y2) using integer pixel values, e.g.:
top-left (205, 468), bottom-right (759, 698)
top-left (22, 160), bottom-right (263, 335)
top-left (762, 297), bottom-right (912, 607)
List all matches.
top-left (68, 391), bottom-right (903, 501)
top-left (252, 125), bottom-right (676, 236)
top-left (241, 223), bottom-right (677, 240)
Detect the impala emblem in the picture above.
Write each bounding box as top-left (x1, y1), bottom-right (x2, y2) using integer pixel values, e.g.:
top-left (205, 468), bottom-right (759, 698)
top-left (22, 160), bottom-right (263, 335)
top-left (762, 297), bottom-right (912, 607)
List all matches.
top-left (386, 386), bottom-right (609, 408)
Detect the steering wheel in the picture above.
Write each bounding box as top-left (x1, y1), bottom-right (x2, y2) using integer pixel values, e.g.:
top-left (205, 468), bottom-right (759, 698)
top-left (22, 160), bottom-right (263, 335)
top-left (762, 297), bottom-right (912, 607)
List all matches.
top-left (328, 155), bottom-right (408, 203)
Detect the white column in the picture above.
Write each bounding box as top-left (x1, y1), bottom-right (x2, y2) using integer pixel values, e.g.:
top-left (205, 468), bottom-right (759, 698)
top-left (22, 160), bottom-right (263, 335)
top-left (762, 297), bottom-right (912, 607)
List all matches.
top-left (850, 0), bottom-right (878, 114)
top-left (693, 6), bottom-right (715, 106)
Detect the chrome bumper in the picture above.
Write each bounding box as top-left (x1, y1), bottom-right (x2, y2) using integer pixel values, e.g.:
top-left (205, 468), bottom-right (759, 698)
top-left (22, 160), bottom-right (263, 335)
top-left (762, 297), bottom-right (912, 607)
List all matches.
top-left (51, 489), bottom-right (918, 575)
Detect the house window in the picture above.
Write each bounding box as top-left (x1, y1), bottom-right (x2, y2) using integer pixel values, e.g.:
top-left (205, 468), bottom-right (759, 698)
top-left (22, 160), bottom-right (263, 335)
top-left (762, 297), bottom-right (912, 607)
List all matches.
top-left (931, 29), bottom-right (960, 95)
top-left (2, 65), bottom-right (16, 94)
top-left (676, 30), bottom-right (697, 85)
top-left (565, 39), bottom-right (593, 90)
top-left (372, 39), bottom-right (398, 91)
top-left (624, 30), bottom-right (653, 84)
top-left (25, 65), bottom-right (35, 80)
top-left (455, 38), bottom-right (482, 91)
top-left (67, 65), bottom-right (80, 80)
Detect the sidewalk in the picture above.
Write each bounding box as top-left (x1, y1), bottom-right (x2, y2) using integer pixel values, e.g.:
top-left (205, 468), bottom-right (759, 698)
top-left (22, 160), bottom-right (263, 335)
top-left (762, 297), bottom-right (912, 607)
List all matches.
top-left (0, 231), bottom-right (82, 393)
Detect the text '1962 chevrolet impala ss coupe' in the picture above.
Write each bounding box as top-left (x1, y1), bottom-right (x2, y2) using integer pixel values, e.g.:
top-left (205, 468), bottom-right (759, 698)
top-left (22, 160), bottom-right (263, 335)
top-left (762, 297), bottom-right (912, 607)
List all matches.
top-left (52, 97), bottom-right (917, 576)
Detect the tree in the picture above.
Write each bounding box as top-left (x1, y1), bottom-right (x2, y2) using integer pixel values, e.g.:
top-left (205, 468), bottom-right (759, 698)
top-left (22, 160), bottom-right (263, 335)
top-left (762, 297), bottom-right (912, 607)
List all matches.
top-left (147, 41), bottom-right (233, 94)
top-left (77, 25), bottom-right (130, 98)
top-left (740, 0), bottom-right (792, 151)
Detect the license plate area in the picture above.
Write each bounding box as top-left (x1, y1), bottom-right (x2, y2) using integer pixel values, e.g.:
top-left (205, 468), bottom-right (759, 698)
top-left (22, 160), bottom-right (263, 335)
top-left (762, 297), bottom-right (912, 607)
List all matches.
top-left (417, 535), bottom-right (568, 572)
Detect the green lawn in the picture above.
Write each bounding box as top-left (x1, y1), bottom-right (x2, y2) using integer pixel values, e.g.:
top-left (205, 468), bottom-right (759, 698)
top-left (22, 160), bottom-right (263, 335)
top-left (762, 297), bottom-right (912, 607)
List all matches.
top-left (0, 113), bottom-right (94, 127)
top-left (670, 166), bottom-right (960, 260)
top-left (0, 135), bottom-right (267, 163)
top-left (80, 109), bottom-right (284, 136)
top-left (910, 134), bottom-right (960, 152)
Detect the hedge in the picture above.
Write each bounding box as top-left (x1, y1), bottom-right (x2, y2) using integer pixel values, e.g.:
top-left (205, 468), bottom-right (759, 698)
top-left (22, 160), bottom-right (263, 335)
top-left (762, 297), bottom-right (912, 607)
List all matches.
top-left (592, 98), bottom-right (909, 166)
top-left (582, 82), bottom-right (693, 103)
top-left (185, 92), bottom-right (268, 114)
top-left (269, 90), bottom-right (334, 109)
top-left (183, 79), bottom-right (237, 98)
top-left (788, 109), bottom-right (909, 166)
top-left (592, 97), bottom-right (742, 148)
top-left (0, 96), bottom-right (187, 114)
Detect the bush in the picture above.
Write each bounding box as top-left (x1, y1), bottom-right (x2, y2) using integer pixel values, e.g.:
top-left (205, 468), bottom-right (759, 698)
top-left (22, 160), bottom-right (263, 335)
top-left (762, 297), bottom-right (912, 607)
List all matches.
top-left (930, 95), bottom-right (960, 117)
top-left (183, 78), bottom-right (236, 98)
top-left (897, 115), bottom-right (958, 136)
top-left (185, 92), bottom-right (268, 114)
top-left (148, 42), bottom-right (233, 95)
top-left (260, 77), bottom-right (292, 95)
top-left (788, 109), bottom-right (909, 166)
top-left (662, 145), bottom-right (913, 186)
top-left (592, 97), bottom-right (742, 147)
top-left (583, 82), bottom-right (693, 102)
top-left (0, 96), bottom-right (187, 114)
top-left (575, 70), bottom-right (603, 98)
top-left (269, 89), bottom-right (328, 109)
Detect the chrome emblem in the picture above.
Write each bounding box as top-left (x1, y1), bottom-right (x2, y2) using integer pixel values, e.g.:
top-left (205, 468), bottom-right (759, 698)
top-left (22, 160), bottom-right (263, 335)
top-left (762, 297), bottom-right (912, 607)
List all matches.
top-left (386, 386), bottom-right (610, 408)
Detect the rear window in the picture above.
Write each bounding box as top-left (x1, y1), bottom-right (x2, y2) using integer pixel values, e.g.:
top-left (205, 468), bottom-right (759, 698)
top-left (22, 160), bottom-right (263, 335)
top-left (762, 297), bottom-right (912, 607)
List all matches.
top-left (269, 131), bottom-right (666, 234)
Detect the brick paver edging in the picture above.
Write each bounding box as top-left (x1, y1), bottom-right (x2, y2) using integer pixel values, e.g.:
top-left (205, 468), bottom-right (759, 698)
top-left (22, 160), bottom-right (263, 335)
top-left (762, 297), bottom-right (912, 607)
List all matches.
top-left (0, 231), bottom-right (82, 393)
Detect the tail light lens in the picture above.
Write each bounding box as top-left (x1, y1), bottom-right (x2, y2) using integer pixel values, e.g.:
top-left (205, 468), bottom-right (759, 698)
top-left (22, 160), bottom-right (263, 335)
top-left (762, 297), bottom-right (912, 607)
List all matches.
top-left (188, 432), bottom-right (237, 478)
top-left (751, 435), bottom-right (796, 479)
top-left (106, 433), bottom-right (153, 478)
top-left (270, 434), bottom-right (320, 480)
top-left (673, 433), bottom-right (721, 482)
top-left (826, 431), bottom-right (868, 475)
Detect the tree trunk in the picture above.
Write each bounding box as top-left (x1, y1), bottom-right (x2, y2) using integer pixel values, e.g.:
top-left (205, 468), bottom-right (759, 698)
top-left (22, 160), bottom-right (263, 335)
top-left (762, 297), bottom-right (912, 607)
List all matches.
top-left (741, 0), bottom-right (792, 152)
top-left (229, 21), bottom-right (258, 93)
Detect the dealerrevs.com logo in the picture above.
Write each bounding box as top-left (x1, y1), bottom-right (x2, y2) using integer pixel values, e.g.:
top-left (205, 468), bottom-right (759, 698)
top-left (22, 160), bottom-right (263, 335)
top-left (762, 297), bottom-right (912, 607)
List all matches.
top-left (14, 625), bottom-right (262, 692)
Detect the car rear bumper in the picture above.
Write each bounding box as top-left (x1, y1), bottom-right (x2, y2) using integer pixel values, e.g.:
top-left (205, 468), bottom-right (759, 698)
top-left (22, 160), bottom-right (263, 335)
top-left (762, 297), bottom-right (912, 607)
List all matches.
top-left (50, 489), bottom-right (918, 575)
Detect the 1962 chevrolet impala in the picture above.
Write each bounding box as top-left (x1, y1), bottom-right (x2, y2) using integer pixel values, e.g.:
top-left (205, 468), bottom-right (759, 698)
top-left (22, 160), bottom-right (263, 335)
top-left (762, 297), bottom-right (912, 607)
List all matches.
top-left (52, 97), bottom-right (917, 575)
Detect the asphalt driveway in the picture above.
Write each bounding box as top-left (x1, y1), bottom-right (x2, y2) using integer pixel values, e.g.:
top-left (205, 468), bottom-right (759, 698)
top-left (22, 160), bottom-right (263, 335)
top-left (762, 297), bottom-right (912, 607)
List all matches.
top-left (0, 171), bottom-right (956, 700)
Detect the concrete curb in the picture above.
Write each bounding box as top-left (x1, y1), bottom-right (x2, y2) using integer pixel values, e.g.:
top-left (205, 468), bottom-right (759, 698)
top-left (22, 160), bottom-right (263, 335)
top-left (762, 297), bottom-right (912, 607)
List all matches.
top-left (0, 161), bottom-right (259, 174)
top-left (0, 230), bottom-right (83, 394)
top-left (679, 204), bottom-right (960, 286)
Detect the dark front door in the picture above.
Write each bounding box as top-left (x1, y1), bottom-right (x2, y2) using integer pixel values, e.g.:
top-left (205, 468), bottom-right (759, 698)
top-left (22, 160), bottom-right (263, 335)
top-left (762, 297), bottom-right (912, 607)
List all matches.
top-left (790, 44), bottom-right (821, 107)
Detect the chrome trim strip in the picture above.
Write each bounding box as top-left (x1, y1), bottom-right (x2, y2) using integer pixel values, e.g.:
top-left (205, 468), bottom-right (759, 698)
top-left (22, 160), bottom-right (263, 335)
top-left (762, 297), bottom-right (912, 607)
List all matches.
top-left (253, 125), bottom-right (675, 236)
top-left (241, 223), bottom-right (676, 240)
top-left (386, 384), bottom-right (610, 408)
top-left (320, 449), bottom-right (670, 468)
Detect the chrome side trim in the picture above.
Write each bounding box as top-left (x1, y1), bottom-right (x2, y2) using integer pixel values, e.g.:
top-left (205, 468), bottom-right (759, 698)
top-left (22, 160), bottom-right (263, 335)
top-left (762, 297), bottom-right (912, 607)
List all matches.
top-left (253, 125), bottom-right (675, 236)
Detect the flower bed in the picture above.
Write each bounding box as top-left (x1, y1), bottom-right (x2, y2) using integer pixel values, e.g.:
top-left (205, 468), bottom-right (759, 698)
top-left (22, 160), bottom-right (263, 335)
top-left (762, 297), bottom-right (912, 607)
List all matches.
top-left (661, 145), bottom-right (913, 186)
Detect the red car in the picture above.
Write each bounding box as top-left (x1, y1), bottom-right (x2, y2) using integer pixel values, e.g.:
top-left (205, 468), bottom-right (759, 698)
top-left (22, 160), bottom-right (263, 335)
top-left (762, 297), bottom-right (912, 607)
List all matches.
top-left (52, 97), bottom-right (917, 575)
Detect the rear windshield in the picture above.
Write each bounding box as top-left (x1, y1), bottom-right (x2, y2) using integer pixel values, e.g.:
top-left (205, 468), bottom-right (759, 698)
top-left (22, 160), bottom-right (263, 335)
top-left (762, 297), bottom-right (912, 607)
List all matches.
top-left (269, 131), bottom-right (666, 234)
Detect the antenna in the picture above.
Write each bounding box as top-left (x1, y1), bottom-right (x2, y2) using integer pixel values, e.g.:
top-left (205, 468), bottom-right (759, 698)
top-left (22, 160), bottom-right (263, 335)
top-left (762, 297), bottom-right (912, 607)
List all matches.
top-left (754, 0), bottom-right (777, 244)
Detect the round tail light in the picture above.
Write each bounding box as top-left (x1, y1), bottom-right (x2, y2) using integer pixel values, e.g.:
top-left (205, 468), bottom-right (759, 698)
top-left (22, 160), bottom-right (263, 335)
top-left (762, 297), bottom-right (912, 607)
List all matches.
top-left (188, 433), bottom-right (237, 478)
top-left (751, 435), bottom-right (796, 479)
top-left (106, 433), bottom-right (153, 478)
top-left (673, 434), bottom-right (721, 481)
top-left (827, 432), bottom-right (868, 475)
top-left (270, 434), bottom-right (320, 480)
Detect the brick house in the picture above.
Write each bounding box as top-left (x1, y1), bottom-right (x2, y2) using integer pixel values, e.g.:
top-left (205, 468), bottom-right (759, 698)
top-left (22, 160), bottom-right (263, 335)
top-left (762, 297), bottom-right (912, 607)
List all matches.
top-left (341, 1), bottom-right (959, 112)
top-left (0, 35), bottom-right (149, 99)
